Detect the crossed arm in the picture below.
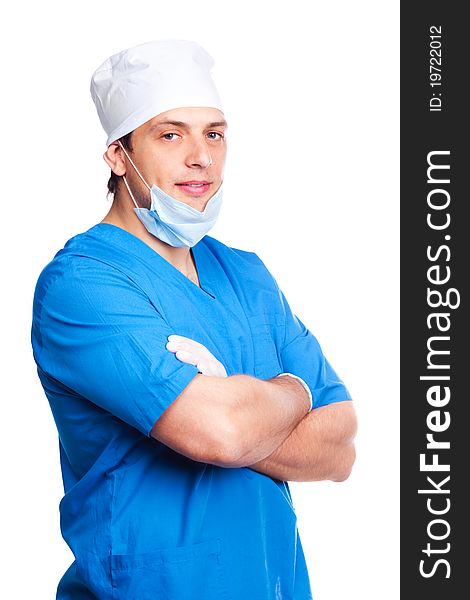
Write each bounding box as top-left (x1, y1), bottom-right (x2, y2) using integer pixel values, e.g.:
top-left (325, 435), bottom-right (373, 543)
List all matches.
top-left (151, 346), bottom-right (357, 483)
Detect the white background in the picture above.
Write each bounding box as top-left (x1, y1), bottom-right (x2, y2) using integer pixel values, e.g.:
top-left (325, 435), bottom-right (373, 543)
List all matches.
top-left (0, 1), bottom-right (399, 598)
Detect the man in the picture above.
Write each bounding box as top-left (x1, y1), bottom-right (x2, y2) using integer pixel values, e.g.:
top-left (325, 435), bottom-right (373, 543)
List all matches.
top-left (32, 40), bottom-right (357, 599)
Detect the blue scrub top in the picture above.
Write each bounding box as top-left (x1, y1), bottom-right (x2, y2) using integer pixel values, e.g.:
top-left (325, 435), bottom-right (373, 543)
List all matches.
top-left (31, 224), bottom-right (351, 600)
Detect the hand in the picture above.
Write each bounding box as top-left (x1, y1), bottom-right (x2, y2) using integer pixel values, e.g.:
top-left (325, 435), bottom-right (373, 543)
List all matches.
top-left (166, 335), bottom-right (228, 377)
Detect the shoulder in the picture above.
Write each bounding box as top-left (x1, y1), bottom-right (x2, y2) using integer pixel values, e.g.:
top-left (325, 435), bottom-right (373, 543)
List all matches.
top-left (35, 224), bottom-right (153, 284)
top-left (33, 225), bottom-right (146, 313)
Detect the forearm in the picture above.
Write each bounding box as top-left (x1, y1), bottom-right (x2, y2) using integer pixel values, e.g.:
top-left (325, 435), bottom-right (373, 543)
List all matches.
top-left (224, 373), bottom-right (311, 467)
top-left (247, 401), bottom-right (357, 482)
top-left (151, 372), bottom-right (310, 468)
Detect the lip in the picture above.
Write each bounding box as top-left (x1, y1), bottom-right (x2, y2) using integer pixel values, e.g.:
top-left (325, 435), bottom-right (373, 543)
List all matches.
top-left (175, 181), bottom-right (212, 197)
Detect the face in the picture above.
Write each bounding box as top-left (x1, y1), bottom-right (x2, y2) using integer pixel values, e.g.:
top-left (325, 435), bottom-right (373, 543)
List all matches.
top-left (119, 107), bottom-right (227, 212)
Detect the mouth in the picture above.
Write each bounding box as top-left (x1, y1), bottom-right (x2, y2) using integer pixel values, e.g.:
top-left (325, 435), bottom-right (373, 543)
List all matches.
top-left (175, 181), bottom-right (212, 197)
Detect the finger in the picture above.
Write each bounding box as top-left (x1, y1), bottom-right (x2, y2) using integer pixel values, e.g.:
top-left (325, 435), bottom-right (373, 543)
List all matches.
top-left (168, 335), bottom-right (206, 351)
top-left (166, 341), bottom-right (189, 353)
top-left (168, 334), bottom-right (198, 344)
top-left (212, 363), bottom-right (227, 377)
top-left (196, 361), bottom-right (209, 374)
top-left (211, 358), bottom-right (227, 377)
top-left (203, 364), bottom-right (217, 377)
top-left (166, 340), bottom-right (186, 352)
top-left (174, 349), bottom-right (197, 365)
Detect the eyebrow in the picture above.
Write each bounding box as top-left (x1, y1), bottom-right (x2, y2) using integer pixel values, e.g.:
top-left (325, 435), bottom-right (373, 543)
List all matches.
top-left (149, 119), bottom-right (228, 131)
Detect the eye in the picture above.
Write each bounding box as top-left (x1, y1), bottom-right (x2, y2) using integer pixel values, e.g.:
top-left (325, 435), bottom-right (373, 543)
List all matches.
top-left (207, 131), bottom-right (224, 140)
top-left (162, 132), bottom-right (179, 141)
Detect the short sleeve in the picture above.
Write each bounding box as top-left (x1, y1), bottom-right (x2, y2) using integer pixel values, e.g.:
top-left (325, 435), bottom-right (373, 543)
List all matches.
top-left (32, 256), bottom-right (199, 436)
top-left (278, 289), bottom-right (352, 409)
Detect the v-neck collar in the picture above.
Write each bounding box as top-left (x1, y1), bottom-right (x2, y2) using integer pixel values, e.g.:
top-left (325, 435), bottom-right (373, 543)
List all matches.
top-left (89, 223), bottom-right (216, 300)
top-left (191, 243), bottom-right (216, 299)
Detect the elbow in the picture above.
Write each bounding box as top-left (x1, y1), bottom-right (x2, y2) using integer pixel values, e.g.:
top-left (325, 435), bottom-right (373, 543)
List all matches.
top-left (209, 421), bottom-right (259, 469)
top-left (204, 416), bottom-right (246, 468)
top-left (212, 427), bottom-right (250, 468)
top-left (182, 428), bottom-right (241, 469)
top-left (333, 404), bottom-right (358, 482)
top-left (331, 443), bottom-right (356, 482)
top-left (209, 440), bottom-right (242, 468)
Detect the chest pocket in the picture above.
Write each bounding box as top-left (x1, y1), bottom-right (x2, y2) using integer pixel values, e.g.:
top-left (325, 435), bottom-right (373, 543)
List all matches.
top-left (246, 313), bottom-right (284, 379)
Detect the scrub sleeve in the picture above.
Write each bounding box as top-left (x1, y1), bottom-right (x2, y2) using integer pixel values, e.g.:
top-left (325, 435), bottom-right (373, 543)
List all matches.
top-left (33, 254), bottom-right (200, 436)
top-left (253, 254), bottom-right (352, 409)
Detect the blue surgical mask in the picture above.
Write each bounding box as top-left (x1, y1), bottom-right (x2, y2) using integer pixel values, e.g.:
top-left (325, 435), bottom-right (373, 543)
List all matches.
top-left (118, 141), bottom-right (223, 248)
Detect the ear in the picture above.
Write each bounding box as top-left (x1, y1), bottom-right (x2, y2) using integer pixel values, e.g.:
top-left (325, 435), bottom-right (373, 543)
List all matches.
top-left (103, 142), bottom-right (126, 176)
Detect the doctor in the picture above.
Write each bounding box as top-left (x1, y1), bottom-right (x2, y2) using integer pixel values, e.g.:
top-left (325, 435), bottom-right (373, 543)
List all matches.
top-left (32, 40), bottom-right (357, 599)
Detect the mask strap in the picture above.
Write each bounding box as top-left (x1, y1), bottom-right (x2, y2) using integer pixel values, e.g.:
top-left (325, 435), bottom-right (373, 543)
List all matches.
top-left (121, 175), bottom-right (140, 210)
top-left (117, 140), bottom-right (151, 191)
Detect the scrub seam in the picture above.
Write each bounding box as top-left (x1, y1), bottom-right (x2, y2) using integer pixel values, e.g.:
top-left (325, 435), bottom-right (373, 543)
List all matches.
top-left (108, 467), bottom-right (118, 598)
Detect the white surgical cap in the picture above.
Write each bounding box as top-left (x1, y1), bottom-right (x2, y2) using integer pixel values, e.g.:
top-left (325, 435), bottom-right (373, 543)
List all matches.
top-left (90, 40), bottom-right (223, 147)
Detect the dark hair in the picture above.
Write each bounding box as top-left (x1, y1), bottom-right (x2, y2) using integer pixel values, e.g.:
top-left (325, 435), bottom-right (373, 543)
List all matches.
top-left (107, 131), bottom-right (134, 196)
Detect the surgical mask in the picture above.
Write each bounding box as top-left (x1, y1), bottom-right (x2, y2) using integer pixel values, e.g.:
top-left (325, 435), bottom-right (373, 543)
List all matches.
top-left (118, 142), bottom-right (223, 248)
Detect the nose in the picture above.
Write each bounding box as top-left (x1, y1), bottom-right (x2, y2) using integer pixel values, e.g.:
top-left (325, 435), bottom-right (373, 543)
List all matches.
top-left (185, 138), bottom-right (212, 169)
